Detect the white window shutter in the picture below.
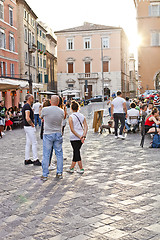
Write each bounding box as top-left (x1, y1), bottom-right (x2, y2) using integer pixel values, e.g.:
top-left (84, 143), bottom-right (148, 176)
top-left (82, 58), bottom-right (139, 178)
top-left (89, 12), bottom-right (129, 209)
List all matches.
top-left (13, 64), bottom-right (14, 76)
top-left (4, 33), bottom-right (6, 49)
top-left (9, 36), bottom-right (11, 50)
top-left (5, 62), bottom-right (7, 76)
top-left (0, 4), bottom-right (4, 19)
top-left (13, 37), bottom-right (15, 52)
top-left (149, 5), bottom-right (152, 16)
top-left (1, 61), bottom-right (3, 75)
top-left (0, 32), bottom-right (2, 48)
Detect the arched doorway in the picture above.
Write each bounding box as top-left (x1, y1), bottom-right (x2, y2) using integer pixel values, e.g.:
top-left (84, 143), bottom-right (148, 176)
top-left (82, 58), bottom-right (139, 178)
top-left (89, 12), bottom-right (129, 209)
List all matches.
top-left (155, 72), bottom-right (160, 90)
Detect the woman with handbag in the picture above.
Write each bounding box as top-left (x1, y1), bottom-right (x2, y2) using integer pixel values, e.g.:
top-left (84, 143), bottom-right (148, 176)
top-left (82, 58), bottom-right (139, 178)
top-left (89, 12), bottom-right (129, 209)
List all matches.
top-left (67, 100), bottom-right (88, 174)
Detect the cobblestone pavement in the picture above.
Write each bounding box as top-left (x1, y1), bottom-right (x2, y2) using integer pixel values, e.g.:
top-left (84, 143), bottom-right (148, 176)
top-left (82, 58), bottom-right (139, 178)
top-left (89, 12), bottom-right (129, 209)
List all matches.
top-left (0, 104), bottom-right (160, 240)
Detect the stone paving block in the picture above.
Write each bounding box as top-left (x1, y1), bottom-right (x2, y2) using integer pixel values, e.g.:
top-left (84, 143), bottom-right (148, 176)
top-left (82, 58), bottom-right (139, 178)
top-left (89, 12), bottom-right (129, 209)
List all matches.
top-left (111, 215), bottom-right (124, 221)
top-left (95, 225), bottom-right (115, 234)
top-left (119, 199), bottom-right (136, 205)
top-left (101, 218), bottom-right (115, 225)
top-left (70, 234), bottom-right (90, 240)
top-left (130, 208), bottom-right (146, 214)
top-left (145, 223), bottom-right (160, 233)
top-left (104, 229), bottom-right (128, 239)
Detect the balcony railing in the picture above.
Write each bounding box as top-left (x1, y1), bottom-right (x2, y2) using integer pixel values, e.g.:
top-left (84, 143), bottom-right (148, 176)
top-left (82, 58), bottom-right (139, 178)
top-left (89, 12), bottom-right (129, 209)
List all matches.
top-left (29, 43), bottom-right (37, 53)
top-left (78, 73), bottom-right (98, 79)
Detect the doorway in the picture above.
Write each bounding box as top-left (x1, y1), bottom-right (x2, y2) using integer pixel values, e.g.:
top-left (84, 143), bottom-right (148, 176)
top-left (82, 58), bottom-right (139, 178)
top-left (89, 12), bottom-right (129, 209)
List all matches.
top-left (84, 85), bottom-right (92, 99)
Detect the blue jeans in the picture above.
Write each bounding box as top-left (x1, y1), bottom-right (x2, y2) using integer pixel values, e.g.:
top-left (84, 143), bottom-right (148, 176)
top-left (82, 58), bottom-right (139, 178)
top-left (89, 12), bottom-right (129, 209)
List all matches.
top-left (42, 133), bottom-right (63, 177)
top-left (125, 120), bottom-right (138, 131)
top-left (34, 114), bottom-right (41, 127)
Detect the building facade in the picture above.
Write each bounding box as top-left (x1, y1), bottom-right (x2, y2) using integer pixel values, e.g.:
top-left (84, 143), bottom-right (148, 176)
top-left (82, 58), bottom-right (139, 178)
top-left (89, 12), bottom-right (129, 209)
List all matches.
top-left (0, 0), bottom-right (20, 108)
top-left (129, 53), bottom-right (137, 98)
top-left (46, 33), bottom-right (57, 92)
top-left (16, 0), bottom-right (40, 100)
top-left (37, 22), bottom-right (47, 91)
top-left (55, 22), bottom-right (129, 99)
top-left (134, 0), bottom-right (160, 92)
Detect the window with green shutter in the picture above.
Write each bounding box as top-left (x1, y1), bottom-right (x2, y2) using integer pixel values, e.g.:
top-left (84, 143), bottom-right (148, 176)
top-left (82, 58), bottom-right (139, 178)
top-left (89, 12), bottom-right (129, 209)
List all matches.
top-left (44, 74), bottom-right (48, 83)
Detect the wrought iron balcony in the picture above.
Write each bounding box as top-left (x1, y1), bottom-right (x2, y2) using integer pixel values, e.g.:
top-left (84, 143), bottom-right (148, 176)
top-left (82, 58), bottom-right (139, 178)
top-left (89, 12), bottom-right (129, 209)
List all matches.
top-left (78, 73), bottom-right (99, 80)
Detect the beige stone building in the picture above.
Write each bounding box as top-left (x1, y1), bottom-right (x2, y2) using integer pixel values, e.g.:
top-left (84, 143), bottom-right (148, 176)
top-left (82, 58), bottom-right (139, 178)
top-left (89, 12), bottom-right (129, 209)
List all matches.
top-left (129, 53), bottom-right (137, 98)
top-left (16, 0), bottom-right (37, 86)
top-left (134, 0), bottom-right (160, 92)
top-left (46, 33), bottom-right (57, 92)
top-left (55, 22), bottom-right (130, 99)
top-left (37, 22), bottom-right (47, 90)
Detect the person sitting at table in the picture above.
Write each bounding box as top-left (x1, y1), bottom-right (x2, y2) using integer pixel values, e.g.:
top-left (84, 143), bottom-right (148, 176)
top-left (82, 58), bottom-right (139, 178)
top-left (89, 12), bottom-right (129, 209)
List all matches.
top-left (145, 107), bottom-right (160, 134)
top-left (125, 102), bottom-right (140, 133)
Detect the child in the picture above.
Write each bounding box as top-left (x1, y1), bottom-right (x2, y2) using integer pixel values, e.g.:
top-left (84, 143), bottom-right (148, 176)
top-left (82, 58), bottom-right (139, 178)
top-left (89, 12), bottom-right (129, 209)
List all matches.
top-left (5, 109), bottom-right (13, 131)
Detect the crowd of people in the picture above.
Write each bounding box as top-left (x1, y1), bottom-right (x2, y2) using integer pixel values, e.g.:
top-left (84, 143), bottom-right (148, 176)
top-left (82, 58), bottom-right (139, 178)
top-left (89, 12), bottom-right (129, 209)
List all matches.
top-left (1, 90), bottom-right (160, 180)
top-left (0, 101), bottom-right (22, 137)
top-left (108, 91), bottom-right (160, 141)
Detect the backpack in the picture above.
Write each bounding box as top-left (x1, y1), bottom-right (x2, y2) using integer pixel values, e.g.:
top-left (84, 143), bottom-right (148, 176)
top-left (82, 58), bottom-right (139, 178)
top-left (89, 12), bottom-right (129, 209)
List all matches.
top-left (152, 134), bottom-right (160, 148)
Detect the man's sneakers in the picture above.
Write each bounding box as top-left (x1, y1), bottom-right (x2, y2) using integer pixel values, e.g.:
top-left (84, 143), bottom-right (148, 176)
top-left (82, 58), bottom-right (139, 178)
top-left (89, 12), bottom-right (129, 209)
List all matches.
top-left (56, 173), bottom-right (63, 179)
top-left (48, 163), bottom-right (56, 171)
top-left (33, 159), bottom-right (41, 166)
top-left (24, 159), bottom-right (33, 165)
top-left (41, 175), bottom-right (48, 181)
top-left (24, 159), bottom-right (41, 166)
top-left (115, 136), bottom-right (118, 139)
top-left (77, 168), bottom-right (84, 174)
top-left (118, 135), bottom-right (125, 140)
top-left (67, 168), bottom-right (74, 173)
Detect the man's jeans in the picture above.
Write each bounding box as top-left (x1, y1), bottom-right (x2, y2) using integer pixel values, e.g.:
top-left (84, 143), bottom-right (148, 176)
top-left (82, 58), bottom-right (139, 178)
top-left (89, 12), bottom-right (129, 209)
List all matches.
top-left (34, 114), bottom-right (41, 127)
top-left (113, 113), bottom-right (125, 136)
top-left (24, 126), bottom-right (38, 160)
top-left (125, 121), bottom-right (138, 131)
top-left (42, 133), bottom-right (63, 177)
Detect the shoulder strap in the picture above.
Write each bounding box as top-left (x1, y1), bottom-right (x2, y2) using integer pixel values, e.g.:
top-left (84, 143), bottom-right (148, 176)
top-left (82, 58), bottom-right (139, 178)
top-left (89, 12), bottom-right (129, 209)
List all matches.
top-left (73, 113), bottom-right (83, 129)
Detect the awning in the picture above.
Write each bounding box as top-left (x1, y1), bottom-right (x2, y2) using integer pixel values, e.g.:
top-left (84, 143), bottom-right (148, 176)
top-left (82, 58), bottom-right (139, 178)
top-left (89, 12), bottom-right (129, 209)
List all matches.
top-left (33, 83), bottom-right (44, 89)
top-left (0, 78), bottom-right (44, 91)
top-left (61, 89), bottom-right (80, 95)
top-left (39, 91), bottom-right (56, 95)
top-left (0, 78), bottom-right (28, 91)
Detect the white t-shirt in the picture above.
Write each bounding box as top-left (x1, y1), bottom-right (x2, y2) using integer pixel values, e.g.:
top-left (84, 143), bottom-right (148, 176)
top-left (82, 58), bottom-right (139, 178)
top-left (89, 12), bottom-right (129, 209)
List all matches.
top-left (112, 96), bottom-right (126, 113)
top-left (70, 112), bottom-right (84, 141)
top-left (127, 108), bottom-right (139, 125)
top-left (33, 102), bottom-right (41, 114)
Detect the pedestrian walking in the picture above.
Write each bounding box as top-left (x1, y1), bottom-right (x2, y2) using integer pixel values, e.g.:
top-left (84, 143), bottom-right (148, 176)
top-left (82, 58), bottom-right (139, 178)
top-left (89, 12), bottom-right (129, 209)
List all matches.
top-left (41, 95), bottom-right (64, 181)
top-left (67, 101), bottom-right (88, 174)
top-left (111, 91), bottom-right (127, 139)
top-left (22, 94), bottom-right (41, 166)
top-left (33, 100), bottom-right (41, 127)
top-left (0, 100), bottom-right (7, 137)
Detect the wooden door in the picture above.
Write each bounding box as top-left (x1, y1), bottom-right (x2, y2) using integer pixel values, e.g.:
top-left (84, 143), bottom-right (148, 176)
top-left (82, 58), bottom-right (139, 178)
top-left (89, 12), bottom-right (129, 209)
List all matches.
top-left (84, 85), bottom-right (92, 99)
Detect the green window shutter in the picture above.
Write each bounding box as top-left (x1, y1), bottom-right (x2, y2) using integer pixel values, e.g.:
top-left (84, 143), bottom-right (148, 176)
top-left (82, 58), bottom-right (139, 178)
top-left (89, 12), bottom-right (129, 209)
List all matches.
top-left (38, 73), bottom-right (40, 82)
top-left (45, 74), bottom-right (48, 83)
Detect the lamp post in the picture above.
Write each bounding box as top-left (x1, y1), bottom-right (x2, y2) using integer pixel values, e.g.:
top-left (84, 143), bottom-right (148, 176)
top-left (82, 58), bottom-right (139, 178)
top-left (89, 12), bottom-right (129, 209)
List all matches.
top-left (27, 11), bottom-right (33, 94)
top-left (101, 38), bottom-right (104, 107)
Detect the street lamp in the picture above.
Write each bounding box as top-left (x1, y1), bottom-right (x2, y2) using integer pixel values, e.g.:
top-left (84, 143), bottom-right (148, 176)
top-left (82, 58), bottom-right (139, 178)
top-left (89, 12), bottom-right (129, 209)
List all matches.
top-left (101, 38), bottom-right (104, 107)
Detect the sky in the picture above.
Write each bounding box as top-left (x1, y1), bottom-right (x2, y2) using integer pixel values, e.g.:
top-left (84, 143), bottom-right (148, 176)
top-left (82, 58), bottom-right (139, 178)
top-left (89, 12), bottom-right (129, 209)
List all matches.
top-left (26, 0), bottom-right (137, 54)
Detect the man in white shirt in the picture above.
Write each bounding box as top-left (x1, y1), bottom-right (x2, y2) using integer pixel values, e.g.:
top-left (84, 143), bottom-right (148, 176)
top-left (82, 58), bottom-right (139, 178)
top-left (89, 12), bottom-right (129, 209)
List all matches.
top-left (125, 102), bottom-right (140, 133)
top-left (111, 91), bottom-right (127, 139)
top-left (33, 100), bottom-right (41, 127)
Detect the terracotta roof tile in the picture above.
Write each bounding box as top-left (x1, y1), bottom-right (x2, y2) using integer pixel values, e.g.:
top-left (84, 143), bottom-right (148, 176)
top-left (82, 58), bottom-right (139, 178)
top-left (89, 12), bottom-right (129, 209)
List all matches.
top-left (55, 22), bottom-right (122, 33)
